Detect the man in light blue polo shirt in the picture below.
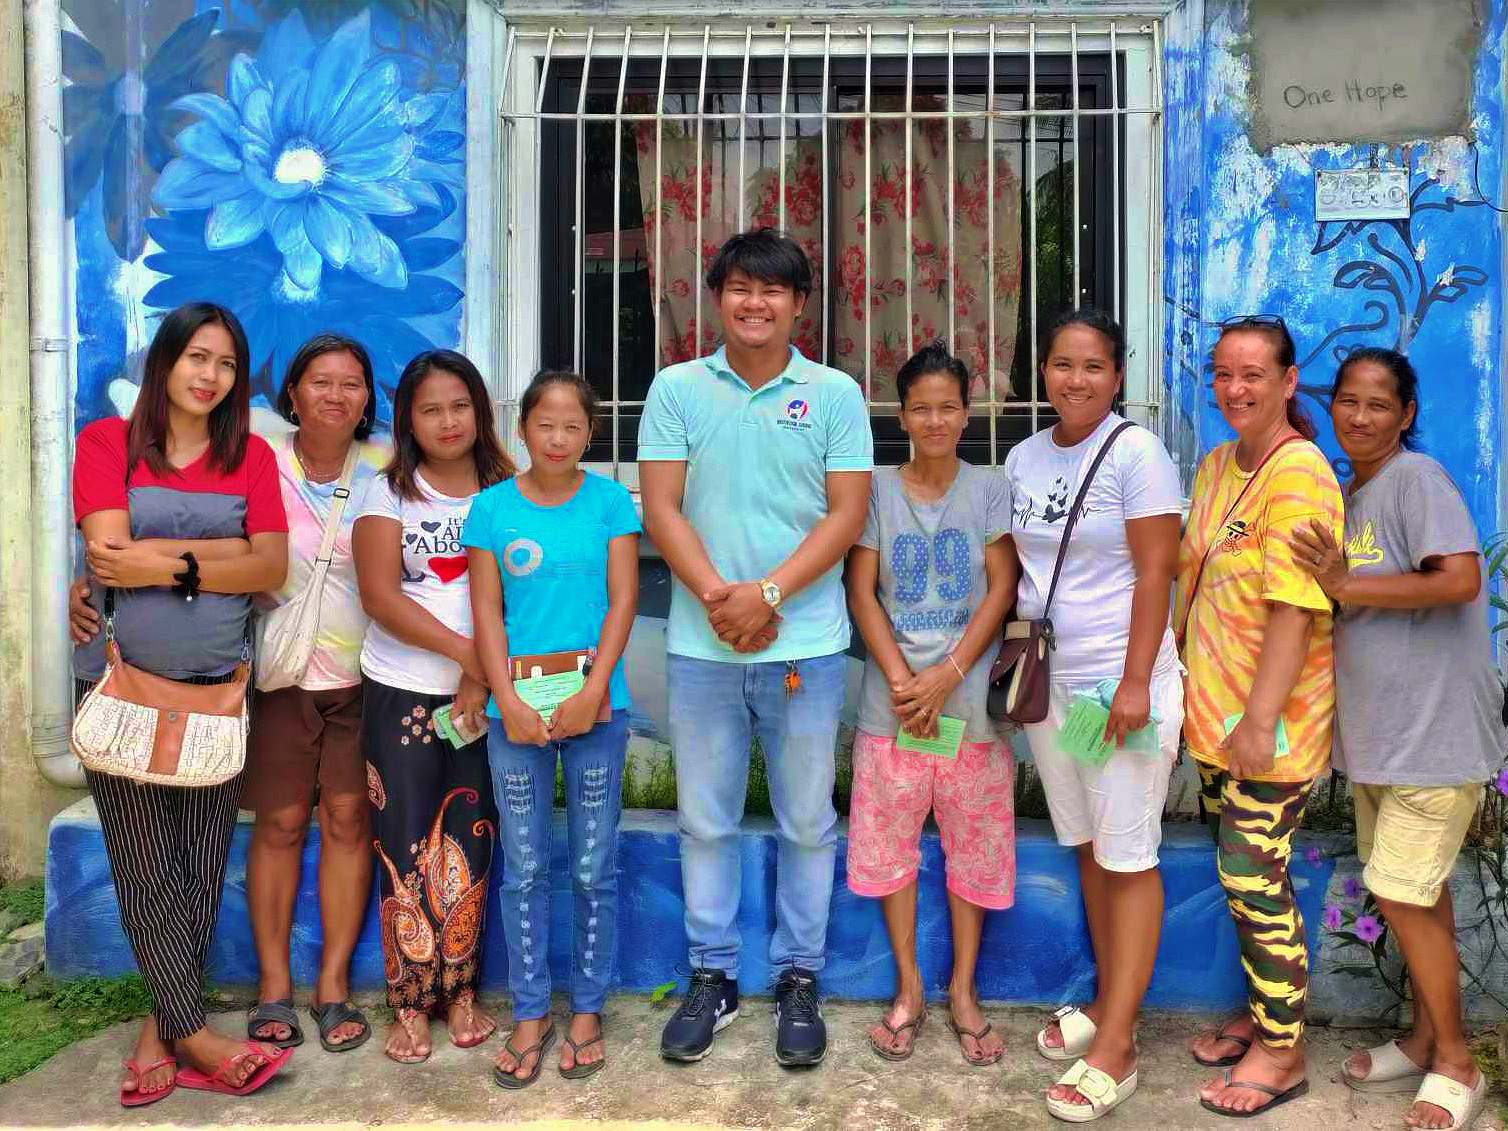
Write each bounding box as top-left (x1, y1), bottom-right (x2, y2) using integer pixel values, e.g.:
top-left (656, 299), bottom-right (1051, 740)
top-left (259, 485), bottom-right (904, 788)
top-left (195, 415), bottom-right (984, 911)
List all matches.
top-left (640, 229), bottom-right (873, 1068)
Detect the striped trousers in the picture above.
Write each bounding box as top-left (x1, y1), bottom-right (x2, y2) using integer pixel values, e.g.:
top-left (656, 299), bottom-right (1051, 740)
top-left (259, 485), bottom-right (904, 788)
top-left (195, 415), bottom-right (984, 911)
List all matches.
top-left (1197, 763), bottom-right (1315, 1049)
top-left (85, 765), bottom-right (243, 1041)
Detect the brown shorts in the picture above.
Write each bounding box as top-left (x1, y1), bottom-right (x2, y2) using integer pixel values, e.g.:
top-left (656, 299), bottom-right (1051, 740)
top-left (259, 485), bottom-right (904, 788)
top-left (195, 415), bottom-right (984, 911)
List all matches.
top-left (243, 684), bottom-right (365, 812)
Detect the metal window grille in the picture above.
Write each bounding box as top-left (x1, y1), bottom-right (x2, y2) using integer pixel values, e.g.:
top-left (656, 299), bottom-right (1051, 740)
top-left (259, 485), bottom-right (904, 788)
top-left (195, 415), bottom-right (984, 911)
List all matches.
top-left (497, 19), bottom-right (1164, 481)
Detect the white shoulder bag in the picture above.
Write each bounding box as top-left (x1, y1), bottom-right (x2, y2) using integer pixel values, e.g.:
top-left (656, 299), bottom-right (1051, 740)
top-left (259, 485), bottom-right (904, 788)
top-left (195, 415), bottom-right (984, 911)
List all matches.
top-left (255, 444), bottom-right (361, 692)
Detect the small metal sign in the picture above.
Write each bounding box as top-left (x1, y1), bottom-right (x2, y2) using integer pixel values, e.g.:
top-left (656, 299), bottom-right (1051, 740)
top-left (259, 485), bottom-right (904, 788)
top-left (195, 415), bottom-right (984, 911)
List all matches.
top-left (1314, 168), bottom-right (1411, 222)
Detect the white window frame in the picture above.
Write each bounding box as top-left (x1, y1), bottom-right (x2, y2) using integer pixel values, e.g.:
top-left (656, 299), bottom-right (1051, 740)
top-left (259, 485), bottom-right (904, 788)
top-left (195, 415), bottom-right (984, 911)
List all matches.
top-left (481, 15), bottom-right (1166, 489)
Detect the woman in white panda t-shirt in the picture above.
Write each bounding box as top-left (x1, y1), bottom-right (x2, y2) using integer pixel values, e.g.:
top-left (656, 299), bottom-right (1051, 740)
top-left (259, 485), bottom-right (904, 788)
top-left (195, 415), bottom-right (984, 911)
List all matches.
top-left (1002, 309), bottom-right (1184, 1123)
top-left (353, 349), bottom-right (515, 1065)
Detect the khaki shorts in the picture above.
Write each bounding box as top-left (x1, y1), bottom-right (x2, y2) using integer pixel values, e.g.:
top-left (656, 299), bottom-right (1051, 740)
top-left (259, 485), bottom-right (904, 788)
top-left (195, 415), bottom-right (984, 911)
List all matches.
top-left (1354, 783), bottom-right (1481, 907)
top-left (243, 684), bottom-right (365, 812)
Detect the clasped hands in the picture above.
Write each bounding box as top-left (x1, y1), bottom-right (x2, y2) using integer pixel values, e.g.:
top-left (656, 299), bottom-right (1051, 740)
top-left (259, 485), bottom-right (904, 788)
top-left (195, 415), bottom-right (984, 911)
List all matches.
top-left (702, 581), bottom-right (780, 654)
top-left (889, 660), bottom-right (963, 740)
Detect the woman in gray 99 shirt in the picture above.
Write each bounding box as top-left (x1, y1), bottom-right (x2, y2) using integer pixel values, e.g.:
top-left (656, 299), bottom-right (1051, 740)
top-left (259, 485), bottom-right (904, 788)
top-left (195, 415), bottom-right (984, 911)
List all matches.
top-left (1294, 347), bottom-right (1505, 1131)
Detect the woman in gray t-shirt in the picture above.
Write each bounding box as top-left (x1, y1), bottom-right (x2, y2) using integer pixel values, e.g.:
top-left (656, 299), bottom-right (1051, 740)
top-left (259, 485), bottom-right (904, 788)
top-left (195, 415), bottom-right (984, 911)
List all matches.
top-left (1294, 347), bottom-right (1503, 1131)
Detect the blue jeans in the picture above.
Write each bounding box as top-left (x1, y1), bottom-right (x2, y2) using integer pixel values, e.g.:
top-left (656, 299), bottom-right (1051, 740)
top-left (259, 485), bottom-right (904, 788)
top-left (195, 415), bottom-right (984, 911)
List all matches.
top-left (667, 652), bottom-right (846, 977)
top-left (488, 710), bottom-right (628, 1020)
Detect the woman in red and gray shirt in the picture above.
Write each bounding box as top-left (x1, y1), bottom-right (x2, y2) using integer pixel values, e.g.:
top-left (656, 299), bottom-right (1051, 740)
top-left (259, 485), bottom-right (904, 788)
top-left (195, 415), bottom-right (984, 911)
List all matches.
top-left (72, 302), bottom-right (290, 1105)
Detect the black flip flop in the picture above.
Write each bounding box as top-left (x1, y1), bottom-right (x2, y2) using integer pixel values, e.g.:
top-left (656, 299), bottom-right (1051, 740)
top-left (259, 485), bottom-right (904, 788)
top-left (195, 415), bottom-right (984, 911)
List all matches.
top-left (246, 999), bottom-right (304, 1049)
top-left (308, 1000), bottom-right (372, 1053)
top-left (494, 1023), bottom-right (557, 1090)
top-left (559, 1016), bottom-right (606, 1080)
top-left (870, 1011), bottom-right (926, 1062)
top-left (1199, 1072), bottom-right (1310, 1118)
top-left (1191, 1022), bottom-right (1252, 1068)
top-left (947, 1018), bottom-right (1003, 1067)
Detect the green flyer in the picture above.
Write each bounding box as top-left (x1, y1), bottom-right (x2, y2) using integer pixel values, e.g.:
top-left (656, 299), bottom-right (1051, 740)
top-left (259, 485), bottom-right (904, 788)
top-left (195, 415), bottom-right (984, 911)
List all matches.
top-left (897, 715), bottom-right (965, 760)
top-left (1058, 694), bottom-right (1117, 769)
top-left (515, 670), bottom-right (586, 726)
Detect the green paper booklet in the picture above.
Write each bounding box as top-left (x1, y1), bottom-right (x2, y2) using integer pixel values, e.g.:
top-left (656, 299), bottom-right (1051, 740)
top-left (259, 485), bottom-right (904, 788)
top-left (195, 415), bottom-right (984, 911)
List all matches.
top-left (516, 670), bottom-right (586, 726)
top-left (1222, 714), bottom-right (1291, 757)
top-left (897, 715), bottom-right (965, 760)
top-left (1058, 694), bottom-right (1117, 769)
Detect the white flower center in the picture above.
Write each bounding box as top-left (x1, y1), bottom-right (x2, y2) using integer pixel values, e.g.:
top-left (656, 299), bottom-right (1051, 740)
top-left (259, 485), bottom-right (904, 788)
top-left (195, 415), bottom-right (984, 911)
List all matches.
top-left (116, 71), bottom-right (146, 116)
top-left (273, 144), bottom-right (327, 187)
top-left (275, 269), bottom-right (320, 305)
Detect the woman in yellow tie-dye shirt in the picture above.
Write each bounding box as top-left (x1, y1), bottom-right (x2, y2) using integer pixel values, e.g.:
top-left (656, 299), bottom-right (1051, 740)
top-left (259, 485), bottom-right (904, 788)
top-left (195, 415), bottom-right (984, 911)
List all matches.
top-left (1174, 317), bottom-right (1343, 1119)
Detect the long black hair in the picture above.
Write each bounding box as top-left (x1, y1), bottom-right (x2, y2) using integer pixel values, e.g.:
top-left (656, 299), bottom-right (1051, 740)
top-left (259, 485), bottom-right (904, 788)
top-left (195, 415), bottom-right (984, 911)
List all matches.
top-left (1331, 347), bottom-right (1420, 450)
top-left (384, 350), bottom-right (515, 501)
top-left (276, 334), bottom-right (377, 441)
top-left (128, 302), bottom-right (252, 475)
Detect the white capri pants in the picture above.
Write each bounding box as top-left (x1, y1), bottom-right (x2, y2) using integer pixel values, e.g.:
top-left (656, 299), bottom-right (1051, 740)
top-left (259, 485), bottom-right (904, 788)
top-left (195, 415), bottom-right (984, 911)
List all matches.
top-left (1023, 664), bottom-right (1184, 872)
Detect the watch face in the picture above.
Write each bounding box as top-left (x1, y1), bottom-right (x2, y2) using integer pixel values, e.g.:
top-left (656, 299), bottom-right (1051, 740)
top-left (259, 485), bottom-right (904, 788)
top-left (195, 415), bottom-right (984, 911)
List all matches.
top-left (761, 582), bottom-right (780, 604)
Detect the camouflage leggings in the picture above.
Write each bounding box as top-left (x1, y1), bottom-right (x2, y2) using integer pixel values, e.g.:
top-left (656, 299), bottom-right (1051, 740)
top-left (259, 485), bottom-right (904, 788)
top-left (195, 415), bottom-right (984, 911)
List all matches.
top-left (1197, 764), bottom-right (1315, 1049)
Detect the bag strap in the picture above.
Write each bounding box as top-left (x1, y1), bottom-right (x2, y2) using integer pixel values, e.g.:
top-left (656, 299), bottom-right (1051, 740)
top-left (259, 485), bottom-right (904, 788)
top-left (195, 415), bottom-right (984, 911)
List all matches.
top-left (311, 443), bottom-right (362, 569)
top-left (1040, 421), bottom-right (1135, 620)
top-left (1176, 433), bottom-right (1304, 649)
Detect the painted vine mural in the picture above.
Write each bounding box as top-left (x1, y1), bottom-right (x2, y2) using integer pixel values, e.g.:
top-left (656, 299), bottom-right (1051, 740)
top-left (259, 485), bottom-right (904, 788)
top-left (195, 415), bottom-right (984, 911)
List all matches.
top-left (62, 0), bottom-right (467, 432)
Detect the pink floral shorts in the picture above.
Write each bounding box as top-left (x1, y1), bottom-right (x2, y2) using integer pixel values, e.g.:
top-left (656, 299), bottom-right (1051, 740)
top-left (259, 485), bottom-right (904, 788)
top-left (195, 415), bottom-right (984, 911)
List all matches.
top-left (846, 729), bottom-right (1016, 910)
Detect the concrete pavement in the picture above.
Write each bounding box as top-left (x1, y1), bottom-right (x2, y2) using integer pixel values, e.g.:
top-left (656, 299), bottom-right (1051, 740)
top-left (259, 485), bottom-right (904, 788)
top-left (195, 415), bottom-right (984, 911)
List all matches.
top-left (1, 998), bottom-right (1502, 1129)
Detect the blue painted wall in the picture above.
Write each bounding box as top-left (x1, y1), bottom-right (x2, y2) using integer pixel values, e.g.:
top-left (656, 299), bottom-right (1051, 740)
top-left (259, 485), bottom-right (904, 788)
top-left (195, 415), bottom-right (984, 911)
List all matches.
top-left (62, 0), bottom-right (467, 433)
top-left (1172, 0), bottom-right (1505, 538)
top-left (46, 805), bottom-right (1339, 1008)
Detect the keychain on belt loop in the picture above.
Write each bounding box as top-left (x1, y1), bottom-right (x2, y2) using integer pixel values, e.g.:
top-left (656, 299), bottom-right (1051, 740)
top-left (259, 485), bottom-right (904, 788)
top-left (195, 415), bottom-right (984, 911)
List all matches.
top-left (784, 661), bottom-right (802, 697)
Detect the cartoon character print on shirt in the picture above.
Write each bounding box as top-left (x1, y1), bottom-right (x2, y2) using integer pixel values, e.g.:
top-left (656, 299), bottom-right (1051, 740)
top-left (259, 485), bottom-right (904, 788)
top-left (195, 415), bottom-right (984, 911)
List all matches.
top-left (402, 515), bottom-right (469, 584)
top-left (888, 528), bottom-right (974, 633)
top-left (1218, 519), bottom-right (1253, 555)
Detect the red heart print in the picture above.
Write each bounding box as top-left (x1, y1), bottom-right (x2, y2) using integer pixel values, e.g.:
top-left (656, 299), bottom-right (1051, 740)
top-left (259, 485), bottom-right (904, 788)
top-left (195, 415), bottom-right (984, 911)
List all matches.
top-left (428, 555), bottom-right (468, 584)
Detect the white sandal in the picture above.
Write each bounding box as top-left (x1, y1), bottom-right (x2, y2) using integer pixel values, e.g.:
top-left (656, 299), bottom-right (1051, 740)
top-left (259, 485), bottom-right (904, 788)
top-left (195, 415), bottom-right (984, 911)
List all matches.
top-left (1045, 1058), bottom-right (1138, 1123)
top-left (1037, 1005), bottom-right (1097, 1062)
top-left (1341, 1039), bottom-right (1426, 1093)
top-left (1410, 1070), bottom-right (1488, 1131)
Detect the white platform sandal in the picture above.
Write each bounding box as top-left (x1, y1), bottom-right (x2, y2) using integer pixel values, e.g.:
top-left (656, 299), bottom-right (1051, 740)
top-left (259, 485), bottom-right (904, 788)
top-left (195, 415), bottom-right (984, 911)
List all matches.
top-left (1410, 1070), bottom-right (1488, 1131)
top-left (1045, 1058), bottom-right (1138, 1123)
top-left (1037, 1005), bottom-right (1097, 1062)
top-left (1341, 1039), bottom-right (1426, 1093)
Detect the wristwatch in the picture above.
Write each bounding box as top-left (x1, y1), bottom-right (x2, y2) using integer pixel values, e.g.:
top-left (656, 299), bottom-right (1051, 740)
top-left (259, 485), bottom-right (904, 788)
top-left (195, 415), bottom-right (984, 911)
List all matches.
top-left (759, 578), bottom-right (783, 609)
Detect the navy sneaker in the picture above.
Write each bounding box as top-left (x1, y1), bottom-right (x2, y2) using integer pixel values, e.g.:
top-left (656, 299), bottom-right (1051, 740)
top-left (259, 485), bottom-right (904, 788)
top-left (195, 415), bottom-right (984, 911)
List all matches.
top-left (773, 967), bottom-right (826, 1066)
top-left (660, 968), bottom-right (739, 1062)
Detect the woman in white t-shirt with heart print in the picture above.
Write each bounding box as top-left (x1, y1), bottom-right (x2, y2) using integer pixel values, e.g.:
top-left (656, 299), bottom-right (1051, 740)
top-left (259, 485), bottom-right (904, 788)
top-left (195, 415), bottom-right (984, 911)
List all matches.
top-left (352, 349), bottom-right (516, 1065)
top-left (1002, 309), bottom-right (1184, 1123)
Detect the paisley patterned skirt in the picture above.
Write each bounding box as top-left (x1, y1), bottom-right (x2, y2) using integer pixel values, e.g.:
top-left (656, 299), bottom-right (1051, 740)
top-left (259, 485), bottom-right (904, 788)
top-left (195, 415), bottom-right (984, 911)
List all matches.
top-left (362, 677), bottom-right (497, 1012)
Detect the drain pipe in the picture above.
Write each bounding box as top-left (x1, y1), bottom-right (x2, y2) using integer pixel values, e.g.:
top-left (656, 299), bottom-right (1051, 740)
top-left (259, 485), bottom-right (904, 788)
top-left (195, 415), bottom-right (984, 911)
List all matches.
top-left (24, 0), bottom-right (83, 788)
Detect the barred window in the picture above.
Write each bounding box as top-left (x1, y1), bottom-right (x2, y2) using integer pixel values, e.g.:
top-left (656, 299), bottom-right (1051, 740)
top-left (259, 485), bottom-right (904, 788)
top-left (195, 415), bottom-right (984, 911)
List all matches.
top-left (499, 21), bottom-right (1163, 477)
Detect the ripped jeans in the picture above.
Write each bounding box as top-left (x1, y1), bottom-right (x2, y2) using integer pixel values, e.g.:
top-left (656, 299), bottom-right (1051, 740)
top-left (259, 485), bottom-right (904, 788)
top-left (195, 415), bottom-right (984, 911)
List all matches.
top-left (488, 710), bottom-right (628, 1020)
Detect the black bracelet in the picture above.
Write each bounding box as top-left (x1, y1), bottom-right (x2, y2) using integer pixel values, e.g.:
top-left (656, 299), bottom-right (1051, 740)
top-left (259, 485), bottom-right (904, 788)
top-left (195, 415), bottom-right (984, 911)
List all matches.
top-left (172, 551), bottom-right (200, 601)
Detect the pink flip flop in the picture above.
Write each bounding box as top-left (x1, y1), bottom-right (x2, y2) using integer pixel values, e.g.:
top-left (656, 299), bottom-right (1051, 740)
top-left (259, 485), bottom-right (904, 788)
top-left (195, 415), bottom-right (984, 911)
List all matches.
top-left (175, 1044), bottom-right (292, 1096)
top-left (120, 1056), bottom-right (177, 1107)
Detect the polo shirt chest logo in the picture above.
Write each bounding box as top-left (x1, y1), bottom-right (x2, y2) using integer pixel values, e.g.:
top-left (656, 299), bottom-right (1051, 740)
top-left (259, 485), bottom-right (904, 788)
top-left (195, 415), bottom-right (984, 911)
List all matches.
top-left (778, 397), bottom-right (814, 432)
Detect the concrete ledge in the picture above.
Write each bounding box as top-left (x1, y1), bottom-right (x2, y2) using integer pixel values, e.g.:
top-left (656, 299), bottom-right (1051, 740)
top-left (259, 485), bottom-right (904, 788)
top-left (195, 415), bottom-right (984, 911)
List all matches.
top-left (45, 798), bottom-right (1349, 1011)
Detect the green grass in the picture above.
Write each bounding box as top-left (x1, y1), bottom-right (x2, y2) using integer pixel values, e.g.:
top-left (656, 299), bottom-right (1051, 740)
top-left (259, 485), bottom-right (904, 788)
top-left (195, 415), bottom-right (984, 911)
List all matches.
top-left (0, 974), bottom-right (153, 1086)
top-left (0, 880), bottom-right (44, 927)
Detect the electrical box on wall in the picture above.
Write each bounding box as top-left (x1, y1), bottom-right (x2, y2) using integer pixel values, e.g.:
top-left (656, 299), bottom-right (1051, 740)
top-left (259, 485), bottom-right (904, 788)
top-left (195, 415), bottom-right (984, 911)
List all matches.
top-left (1314, 167), bottom-right (1411, 221)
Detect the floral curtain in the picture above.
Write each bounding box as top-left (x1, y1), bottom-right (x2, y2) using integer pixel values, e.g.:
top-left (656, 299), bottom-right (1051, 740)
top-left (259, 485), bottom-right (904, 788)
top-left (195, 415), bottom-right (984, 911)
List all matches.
top-left (634, 96), bottom-right (1022, 407)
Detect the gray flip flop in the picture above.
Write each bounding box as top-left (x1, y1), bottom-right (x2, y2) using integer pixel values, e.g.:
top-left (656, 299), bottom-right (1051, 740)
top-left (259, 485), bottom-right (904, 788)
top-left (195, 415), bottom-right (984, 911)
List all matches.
top-left (308, 1000), bottom-right (371, 1053)
top-left (494, 1024), bottom-right (558, 1090)
top-left (246, 998), bottom-right (304, 1049)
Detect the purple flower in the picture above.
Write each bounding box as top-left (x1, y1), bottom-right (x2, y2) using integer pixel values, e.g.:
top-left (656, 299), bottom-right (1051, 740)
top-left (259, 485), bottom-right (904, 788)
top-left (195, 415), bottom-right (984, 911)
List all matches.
top-left (1495, 768), bottom-right (1508, 797)
top-left (1354, 914), bottom-right (1384, 944)
top-left (1343, 877), bottom-right (1362, 900)
top-left (1323, 904), bottom-right (1343, 930)
top-left (1304, 846), bottom-right (1321, 866)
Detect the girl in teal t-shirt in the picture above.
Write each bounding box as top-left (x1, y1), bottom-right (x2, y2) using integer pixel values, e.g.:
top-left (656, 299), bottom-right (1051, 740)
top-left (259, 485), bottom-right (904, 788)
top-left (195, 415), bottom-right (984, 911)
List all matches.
top-left (462, 371), bottom-right (640, 1087)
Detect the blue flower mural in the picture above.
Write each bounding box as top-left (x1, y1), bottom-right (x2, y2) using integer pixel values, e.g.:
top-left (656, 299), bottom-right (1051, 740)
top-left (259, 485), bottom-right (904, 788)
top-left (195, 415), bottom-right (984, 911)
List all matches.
top-left (154, 10), bottom-right (448, 293)
top-left (142, 192), bottom-right (462, 423)
top-left (61, 8), bottom-right (252, 260)
top-left (63, 0), bottom-right (467, 430)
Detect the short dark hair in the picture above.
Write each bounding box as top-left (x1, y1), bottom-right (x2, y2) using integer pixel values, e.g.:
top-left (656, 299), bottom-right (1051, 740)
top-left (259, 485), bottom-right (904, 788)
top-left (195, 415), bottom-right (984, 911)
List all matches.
top-left (520, 370), bottom-right (600, 433)
top-left (705, 227), bottom-right (814, 298)
top-left (1041, 307), bottom-right (1126, 370)
top-left (385, 349), bottom-right (515, 502)
top-left (1332, 346), bottom-right (1420, 450)
top-left (1214, 316), bottom-right (1317, 441)
top-left (276, 334), bottom-right (377, 441)
top-left (129, 302), bottom-right (251, 476)
top-left (896, 340), bottom-right (971, 407)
